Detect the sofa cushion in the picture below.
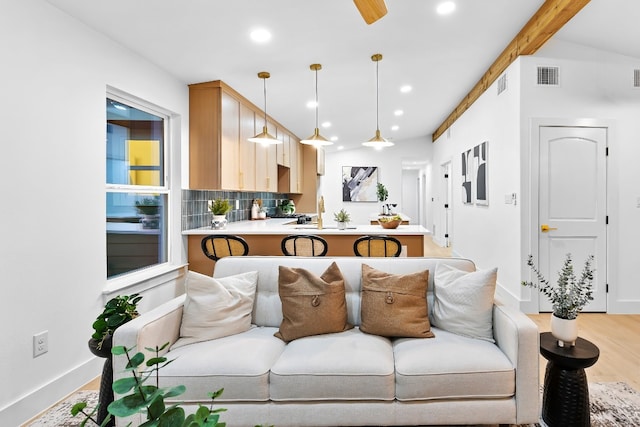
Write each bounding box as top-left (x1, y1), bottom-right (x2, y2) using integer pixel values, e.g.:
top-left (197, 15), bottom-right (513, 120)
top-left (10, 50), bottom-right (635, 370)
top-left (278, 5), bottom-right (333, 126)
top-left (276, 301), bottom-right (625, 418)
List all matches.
top-left (394, 327), bottom-right (515, 401)
top-left (160, 327), bottom-right (285, 402)
top-left (270, 328), bottom-right (395, 401)
top-left (431, 264), bottom-right (497, 342)
top-left (360, 264), bottom-right (435, 338)
top-left (275, 262), bottom-right (353, 342)
top-left (172, 270), bottom-right (258, 349)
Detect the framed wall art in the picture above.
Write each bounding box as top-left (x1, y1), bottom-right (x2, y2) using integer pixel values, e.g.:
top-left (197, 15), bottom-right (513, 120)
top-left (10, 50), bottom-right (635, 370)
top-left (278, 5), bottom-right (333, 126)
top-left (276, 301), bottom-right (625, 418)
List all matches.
top-left (461, 149), bottom-right (473, 204)
top-left (474, 141), bottom-right (488, 205)
top-left (342, 166), bottom-right (378, 202)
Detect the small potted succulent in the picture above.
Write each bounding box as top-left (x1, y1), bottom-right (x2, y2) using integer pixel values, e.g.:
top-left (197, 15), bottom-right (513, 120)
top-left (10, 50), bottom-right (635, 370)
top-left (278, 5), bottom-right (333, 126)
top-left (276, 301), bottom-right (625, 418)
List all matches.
top-left (333, 208), bottom-right (351, 230)
top-left (209, 198), bottom-right (232, 229)
top-left (522, 253), bottom-right (594, 347)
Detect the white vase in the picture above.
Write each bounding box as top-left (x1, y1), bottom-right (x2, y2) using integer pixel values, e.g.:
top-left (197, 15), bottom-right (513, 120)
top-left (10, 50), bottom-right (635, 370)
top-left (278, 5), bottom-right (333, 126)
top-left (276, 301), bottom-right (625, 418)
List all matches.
top-left (211, 214), bottom-right (227, 230)
top-left (550, 314), bottom-right (578, 347)
top-left (337, 222), bottom-right (347, 230)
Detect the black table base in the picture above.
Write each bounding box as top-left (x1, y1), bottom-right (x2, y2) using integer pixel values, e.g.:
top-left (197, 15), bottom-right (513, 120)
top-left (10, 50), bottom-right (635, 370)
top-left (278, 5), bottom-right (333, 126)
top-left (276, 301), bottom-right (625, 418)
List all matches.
top-left (542, 361), bottom-right (591, 427)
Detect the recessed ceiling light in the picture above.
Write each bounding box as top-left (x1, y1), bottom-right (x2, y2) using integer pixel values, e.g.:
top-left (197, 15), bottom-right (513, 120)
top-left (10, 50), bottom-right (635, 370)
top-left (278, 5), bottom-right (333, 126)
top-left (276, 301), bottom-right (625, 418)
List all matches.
top-left (330, 136), bottom-right (339, 141)
top-left (436, 1), bottom-right (456, 15)
top-left (250, 28), bottom-right (272, 43)
top-left (391, 125), bottom-right (399, 131)
top-left (113, 104), bottom-right (127, 111)
top-left (337, 145), bottom-right (344, 150)
top-left (321, 121), bottom-right (331, 128)
top-left (306, 100), bottom-right (317, 109)
top-left (394, 110), bottom-right (404, 116)
top-left (400, 85), bottom-right (412, 93)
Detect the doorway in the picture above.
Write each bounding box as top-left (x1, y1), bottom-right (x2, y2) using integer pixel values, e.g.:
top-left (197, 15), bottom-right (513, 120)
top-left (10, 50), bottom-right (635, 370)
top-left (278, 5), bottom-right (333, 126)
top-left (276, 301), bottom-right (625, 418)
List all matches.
top-left (533, 122), bottom-right (608, 312)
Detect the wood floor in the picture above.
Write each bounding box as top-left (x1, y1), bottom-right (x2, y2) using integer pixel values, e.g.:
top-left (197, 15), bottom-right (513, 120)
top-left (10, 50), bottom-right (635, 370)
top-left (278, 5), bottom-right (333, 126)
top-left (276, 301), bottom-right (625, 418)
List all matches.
top-left (528, 313), bottom-right (640, 391)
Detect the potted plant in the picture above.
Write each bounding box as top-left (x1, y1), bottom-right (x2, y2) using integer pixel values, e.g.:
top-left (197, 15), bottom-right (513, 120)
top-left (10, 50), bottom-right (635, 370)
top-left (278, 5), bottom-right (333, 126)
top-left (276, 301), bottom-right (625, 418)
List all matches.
top-left (522, 253), bottom-right (594, 347)
top-left (333, 208), bottom-right (351, 230)
top-left (209, 198), bottom-right (232, 229)
top-left (135, 196), bottom-right (160, 229)
top-left (88, 293), bottom-right (142, 426)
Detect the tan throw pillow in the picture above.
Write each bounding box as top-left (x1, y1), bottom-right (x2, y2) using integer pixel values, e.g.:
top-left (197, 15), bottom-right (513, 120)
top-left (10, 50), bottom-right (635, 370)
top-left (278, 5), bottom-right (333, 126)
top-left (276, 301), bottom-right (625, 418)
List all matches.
top-left (360, 264), bottom-right (435, 338)
top-left (431, 264), bottom-right (497, 342)
top-left (275, 262), bottom-right (353, 342)
top-left (172, 270), bottom-right (258, 349)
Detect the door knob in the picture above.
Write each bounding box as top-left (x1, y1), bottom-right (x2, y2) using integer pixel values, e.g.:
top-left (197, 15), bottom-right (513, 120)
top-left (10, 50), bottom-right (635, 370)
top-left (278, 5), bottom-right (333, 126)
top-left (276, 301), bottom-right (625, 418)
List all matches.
top-left (541, 224), bottom-right (558, 232)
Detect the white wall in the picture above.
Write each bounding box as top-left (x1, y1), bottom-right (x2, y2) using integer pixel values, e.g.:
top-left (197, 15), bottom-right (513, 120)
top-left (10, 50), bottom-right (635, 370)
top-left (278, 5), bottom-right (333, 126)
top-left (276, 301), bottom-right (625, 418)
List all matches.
top-left (0, 1), bottom-right (189, 424)
top-left (321, 137), bottom-right (432, 226)
top-left (430, 61), bottom-right (523, 307)
top-left (519, 39), bottom-right (640, 313)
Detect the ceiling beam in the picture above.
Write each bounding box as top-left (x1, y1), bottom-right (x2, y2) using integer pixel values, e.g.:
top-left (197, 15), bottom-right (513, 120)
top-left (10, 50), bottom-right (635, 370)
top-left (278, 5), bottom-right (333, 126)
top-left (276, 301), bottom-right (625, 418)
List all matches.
top-left (431, 0), bottom-right (591, 142)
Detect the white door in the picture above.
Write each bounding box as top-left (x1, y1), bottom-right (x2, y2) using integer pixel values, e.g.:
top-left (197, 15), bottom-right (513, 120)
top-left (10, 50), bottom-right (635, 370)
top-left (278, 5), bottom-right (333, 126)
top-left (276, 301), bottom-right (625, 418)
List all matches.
top-left (538, 126), bottom-right (607, 312)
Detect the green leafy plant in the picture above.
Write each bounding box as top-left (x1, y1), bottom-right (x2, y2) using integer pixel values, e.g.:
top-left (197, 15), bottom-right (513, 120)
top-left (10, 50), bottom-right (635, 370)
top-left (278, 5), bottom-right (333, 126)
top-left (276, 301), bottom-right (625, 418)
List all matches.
top-left (91, 294), bottom-right (142, 350)
top-left (376, 183), bottom-right (388, 202)
top-left (333, 208), bottom-right (351, 223)
top-left (72, 343), bottom-right (227, 427)
top-left (521, 253), bottom-right (595, 320)
top-left (209, 199), bottom-right (232, 215)
top-left (135, 197), bottom-right (160, 216)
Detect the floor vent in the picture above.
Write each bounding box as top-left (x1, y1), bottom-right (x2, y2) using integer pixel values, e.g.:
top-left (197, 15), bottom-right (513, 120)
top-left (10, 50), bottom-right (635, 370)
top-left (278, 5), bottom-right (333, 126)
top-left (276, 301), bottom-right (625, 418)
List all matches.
top-left (537, 66), bottom-right (559, 86)
top-left (634, 69), bottom-right (640, 88)
top-left (497, 73), bottom-right (508, 95)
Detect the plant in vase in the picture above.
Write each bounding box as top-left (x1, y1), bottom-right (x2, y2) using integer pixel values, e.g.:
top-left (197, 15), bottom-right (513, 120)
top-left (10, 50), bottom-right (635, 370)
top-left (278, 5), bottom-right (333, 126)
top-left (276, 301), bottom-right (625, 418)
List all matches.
top-left (89, 293), bottom-right (142, 426)
top-left (333, 208), bottom-right (351, 230)
top-left (376, 183), bottom-right (388, 214)
top-left (209, 198), bottom-right (232, 229)
top-left (522, 253), bottom-right (594, 347)
top-left (135, 196), bottom-right (160, 229)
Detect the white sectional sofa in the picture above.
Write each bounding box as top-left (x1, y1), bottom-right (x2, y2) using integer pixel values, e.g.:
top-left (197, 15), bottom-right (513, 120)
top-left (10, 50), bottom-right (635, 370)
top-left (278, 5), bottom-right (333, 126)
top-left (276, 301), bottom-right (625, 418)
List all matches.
top-left (113, 256), bottom-right (539, 426)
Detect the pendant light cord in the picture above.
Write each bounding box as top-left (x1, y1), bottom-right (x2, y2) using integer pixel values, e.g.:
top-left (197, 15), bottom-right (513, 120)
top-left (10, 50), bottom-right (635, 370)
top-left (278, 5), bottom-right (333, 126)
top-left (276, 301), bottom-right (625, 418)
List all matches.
top-left (375, 57), bottom-right (380, 132)
top-left (315, 68), bottom-right (319, 128)
top-left (262, 77), bottom-right (268, 127)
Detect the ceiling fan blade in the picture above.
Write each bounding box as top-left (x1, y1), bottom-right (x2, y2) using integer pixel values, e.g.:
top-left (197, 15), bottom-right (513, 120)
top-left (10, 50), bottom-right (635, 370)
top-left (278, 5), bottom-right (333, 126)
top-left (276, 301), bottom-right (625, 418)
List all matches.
top-left (353, 0), bottom-right (388, 25)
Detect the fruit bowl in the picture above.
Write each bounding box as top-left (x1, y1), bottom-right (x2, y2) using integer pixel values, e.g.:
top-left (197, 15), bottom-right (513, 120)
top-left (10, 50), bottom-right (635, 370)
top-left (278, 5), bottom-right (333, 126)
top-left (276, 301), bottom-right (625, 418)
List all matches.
top-left (378, 216), bottom-right (402, 229)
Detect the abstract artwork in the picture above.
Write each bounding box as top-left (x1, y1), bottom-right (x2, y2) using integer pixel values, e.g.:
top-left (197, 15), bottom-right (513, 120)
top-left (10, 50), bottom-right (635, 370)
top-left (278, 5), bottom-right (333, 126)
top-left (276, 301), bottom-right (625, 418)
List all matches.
top-left (342, 166), bottom-right (378, 202)
top-left (461, 149), bottom-right (473, 204)
top-left (474, 141), bottom-right (488, 205)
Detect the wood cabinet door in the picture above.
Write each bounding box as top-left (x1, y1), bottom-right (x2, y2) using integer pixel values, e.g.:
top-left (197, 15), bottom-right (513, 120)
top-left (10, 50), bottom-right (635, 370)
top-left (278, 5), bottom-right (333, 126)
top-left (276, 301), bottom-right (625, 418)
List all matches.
top-left (289, 136), bottom-right (302, 193)
top-left (220, 92), bottom-right (240, 190)
top-left (316, 146), bottom-right (325, 176)
top-left (276, 128), bottom-right (290, 167)
top-left (239, 103), bottom-right (256, 191)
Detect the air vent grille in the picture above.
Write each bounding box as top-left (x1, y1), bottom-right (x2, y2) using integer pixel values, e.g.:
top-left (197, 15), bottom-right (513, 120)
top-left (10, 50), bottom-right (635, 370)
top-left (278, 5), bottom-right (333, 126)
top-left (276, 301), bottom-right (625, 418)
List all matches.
top-left (537, 66), bottom-right (559, 86)
top-left (634, 69), bottom-right (640, 88)
top-left (497, 73), bottom-right (507, 95)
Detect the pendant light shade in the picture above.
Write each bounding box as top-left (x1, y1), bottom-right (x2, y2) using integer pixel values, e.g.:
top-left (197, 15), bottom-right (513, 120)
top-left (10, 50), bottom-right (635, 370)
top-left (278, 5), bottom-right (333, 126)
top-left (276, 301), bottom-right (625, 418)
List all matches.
top-left (301, 64), bottom-right (332, 146)
top-left (363, 54), bottom-right (394, 148)
top-left (248, 71), bottom-right (281, 145)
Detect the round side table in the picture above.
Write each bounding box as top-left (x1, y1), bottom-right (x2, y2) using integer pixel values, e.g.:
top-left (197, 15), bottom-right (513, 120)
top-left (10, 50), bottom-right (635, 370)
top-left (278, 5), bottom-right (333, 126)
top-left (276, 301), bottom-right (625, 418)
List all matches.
top-left (539, 332), bottom-right (599, 427)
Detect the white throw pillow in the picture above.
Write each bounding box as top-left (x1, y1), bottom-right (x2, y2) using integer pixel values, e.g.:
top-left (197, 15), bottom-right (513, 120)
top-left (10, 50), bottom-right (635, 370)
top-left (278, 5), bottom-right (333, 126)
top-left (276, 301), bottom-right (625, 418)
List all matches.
top-left (431, 264), bottom-right (497, 342)
top-left (172, 270), bottom-right (258, 349)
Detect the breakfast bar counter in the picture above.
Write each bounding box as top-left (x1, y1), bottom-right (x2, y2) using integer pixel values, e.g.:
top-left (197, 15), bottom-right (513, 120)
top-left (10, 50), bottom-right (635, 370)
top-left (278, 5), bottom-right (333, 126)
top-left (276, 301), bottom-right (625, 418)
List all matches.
top-left (183, 218), bottom-right (431, 275)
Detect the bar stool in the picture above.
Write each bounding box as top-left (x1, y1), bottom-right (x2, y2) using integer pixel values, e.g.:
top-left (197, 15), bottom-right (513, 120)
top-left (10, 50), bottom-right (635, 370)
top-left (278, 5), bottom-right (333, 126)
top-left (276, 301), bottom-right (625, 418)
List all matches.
top-left (201, 235), bottom-right (249, 262)
top-left (353, 235), bottom-right (402, 257)
top-left (281, 235), bottom-right (328, 256)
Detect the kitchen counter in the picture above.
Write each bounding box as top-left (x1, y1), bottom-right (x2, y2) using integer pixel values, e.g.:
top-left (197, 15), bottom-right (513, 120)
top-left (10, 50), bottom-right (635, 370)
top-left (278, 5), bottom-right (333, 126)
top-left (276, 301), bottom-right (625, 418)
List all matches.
top-left (184, 219), bottom-right (431, 275)
top-left (182, 218), bottom-right (429, 236)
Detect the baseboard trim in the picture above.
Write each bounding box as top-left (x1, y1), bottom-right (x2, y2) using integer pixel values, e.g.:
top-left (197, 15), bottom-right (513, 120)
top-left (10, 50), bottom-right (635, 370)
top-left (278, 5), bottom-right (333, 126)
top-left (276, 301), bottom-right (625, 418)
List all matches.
top-left (1, 357), bottom-right (102, 426)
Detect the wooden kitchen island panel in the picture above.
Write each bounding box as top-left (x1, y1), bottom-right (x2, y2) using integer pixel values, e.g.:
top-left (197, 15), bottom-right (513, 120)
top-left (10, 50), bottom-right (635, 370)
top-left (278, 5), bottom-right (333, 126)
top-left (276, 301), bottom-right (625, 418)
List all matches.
top-left (187, 232), bottom-right (425, 275)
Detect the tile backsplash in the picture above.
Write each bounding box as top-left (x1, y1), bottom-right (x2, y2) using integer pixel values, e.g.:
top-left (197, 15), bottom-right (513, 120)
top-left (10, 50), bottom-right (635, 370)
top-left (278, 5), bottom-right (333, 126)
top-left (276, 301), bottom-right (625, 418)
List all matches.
top-left (182, 190), bottom-right (289, 230)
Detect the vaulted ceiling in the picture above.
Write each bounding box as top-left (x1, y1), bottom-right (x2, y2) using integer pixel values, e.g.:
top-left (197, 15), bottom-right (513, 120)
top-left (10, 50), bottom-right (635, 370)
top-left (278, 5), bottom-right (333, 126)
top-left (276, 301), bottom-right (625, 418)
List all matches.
top-left (46, 0), bottom-right (640, 151)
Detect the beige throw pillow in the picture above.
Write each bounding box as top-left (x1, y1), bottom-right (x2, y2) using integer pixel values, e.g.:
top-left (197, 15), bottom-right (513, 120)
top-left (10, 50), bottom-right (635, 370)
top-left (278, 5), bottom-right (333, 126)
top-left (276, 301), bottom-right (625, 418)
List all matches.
top-left (360, 264), bottom-right (435, 338)
top-left (172, 270), bottom-right (258, 349)
top-left (431, 264), bottom-right (497, 342)
top-left (275, 262), bottom-right (353, 342)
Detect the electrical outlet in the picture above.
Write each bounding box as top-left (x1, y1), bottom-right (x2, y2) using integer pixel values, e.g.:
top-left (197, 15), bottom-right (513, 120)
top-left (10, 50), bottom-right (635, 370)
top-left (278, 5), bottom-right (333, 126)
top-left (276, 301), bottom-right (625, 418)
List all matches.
top-left (33, 331), bottom-right (48, 357)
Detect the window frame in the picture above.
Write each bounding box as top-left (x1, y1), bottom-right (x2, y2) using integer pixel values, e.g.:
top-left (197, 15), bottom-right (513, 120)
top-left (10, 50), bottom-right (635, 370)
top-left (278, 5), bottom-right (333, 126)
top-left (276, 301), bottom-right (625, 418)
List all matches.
top-left (106, 88), bottom-right (173, 282)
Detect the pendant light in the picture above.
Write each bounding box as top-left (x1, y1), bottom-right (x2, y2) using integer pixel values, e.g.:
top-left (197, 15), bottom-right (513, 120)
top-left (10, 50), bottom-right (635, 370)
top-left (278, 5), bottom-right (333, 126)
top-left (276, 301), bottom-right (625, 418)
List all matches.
top-left (301, 64), bottom-right (332, 146)
top-left (248, 71), bottom-right (281, 145)
top-left (362, 53), bottom-right (394, 148)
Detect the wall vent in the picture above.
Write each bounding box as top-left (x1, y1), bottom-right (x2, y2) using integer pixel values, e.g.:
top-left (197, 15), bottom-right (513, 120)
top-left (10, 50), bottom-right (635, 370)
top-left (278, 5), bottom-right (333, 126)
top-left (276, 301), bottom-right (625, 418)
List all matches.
top-left (497, 73), bottom-right (508, 95)
top-left (537, 66), bottom-right (559, 86)
top-left (634, 69), bottom-right (640, 88)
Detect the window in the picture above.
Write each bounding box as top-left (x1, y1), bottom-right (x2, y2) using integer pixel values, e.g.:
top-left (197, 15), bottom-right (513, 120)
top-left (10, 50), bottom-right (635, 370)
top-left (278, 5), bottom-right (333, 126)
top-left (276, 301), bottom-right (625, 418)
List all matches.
top-left (106, 94), bottom-right (169, 278)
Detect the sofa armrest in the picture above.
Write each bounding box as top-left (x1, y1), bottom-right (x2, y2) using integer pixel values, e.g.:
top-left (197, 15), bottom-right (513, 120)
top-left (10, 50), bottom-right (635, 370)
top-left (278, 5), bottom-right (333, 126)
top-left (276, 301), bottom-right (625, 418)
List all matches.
top-left (112, 294), bottom-right (185, 378)
top-left (492, 303), bottom-right (540, 424)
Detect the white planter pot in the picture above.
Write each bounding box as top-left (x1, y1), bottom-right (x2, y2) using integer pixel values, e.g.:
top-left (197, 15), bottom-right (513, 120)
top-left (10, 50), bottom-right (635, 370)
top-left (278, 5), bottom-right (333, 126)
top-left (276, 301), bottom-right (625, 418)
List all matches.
top-left (337, 222), bottom-right (347, 230)
top-left (211, 215), bottom-right (228, 230)
top-left (550, 314), bottom-right (578, 347)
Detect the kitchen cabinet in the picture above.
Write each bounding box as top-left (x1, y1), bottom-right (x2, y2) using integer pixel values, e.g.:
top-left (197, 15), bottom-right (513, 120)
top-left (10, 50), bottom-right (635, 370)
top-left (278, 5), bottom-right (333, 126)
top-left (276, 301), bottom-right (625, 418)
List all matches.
top-left (289, 134), bottom-right (302, 193)
top-left (316, 146), bottom-right (325, 176)
top-left (189, 80), bottom-right (297, 192)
